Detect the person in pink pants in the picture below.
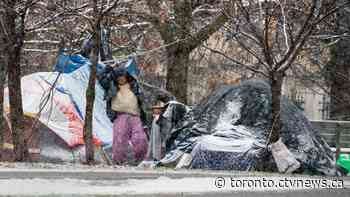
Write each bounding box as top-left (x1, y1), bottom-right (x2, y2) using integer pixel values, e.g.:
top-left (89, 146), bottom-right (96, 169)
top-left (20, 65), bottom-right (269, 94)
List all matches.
top-left (108, 67), bottom-right (148, 165)
top-left (112, 112), bottom-right (148, 164)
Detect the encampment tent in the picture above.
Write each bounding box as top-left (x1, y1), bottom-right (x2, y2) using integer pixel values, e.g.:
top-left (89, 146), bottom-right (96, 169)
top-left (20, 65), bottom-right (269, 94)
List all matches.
top-left (2, 54), bottom-right (141, 162)
top-left (4, 54), bottom-right (112, 148)
top-left (158, 80), bottom-right (341, 176)
top-left (2, 53), bottom-right (171, 162)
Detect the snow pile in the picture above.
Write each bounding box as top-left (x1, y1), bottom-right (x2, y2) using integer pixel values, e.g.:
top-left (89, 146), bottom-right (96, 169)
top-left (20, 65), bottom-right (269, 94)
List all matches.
top-left (214, 100), bottom-right (241, 132)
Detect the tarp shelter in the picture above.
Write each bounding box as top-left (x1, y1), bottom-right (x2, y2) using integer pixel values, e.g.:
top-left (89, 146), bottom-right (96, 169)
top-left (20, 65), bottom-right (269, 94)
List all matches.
top-left (158, 80), bottom-right (340, 176)
top-left (2, 54), bottom-right (140, 161)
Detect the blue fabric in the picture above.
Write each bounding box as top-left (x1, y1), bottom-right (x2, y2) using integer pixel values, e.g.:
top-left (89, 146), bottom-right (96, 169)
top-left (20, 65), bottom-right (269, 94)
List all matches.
top-left (112, 67), bottom-right (128, 79)
top-left (54, 53), bottom-right (105, 74)
top-left (96, 59), bottom-right (147, 124)
top-left (54, 53), bottom-right (144, 124)
top-left (54, 53), bottom-right (137, 75)
top-left (54, 54), bottom-right (86, 73)
top-left (125, 57), bottom-right (140, 77)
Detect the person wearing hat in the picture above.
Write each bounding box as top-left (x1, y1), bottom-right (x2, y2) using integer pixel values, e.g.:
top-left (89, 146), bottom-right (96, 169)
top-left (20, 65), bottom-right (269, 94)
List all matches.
top-left (98, 65), bottom-right (148, 165)
top-left (145, 100), bottom-right (166, 161)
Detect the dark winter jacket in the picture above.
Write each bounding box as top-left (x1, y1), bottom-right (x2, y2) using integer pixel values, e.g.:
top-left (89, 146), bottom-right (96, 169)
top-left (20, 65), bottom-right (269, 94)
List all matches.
top-left (97, 65), bottom-right (148, 124)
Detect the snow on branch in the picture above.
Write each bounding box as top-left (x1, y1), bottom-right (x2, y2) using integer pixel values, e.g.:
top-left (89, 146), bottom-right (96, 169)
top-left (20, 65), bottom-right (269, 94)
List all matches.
top-left (192, 4), bottom-right (219, 17)
top-left (24, 40), bottom-right (60, 44)
top-left (23, 49), bottom-right (57, 53)
top-left (102, 0), bottom-right (121, 16)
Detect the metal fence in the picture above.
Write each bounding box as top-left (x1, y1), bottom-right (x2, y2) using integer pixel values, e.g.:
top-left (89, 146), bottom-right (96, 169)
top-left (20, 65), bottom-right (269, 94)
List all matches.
top-left (287, 91), bottom-right (331, 120)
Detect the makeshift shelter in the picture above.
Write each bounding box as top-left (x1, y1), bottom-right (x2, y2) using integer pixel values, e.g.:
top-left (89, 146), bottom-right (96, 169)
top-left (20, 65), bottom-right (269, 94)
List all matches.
top-left (4, 54), bottom-right (112, 146)
top-left (1, 116), bottom-right (105, 162)
top-left (159, 80), bottom-right (340, 176)
top-left (1, 54), bottom-right (153, 162)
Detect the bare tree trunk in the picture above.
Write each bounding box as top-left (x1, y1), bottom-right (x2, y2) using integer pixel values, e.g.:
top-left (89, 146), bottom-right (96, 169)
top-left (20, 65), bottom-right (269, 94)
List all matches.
top-left (166, 47), bottom-right (190, 104)
top-left (145, 0), bottom-right (229, 104)
top-left (328, 0), bottom-right (350, 120)
top-left (83, 9), bottom-right (101, 164)
top-left (83, 0), bottom-right (120, 165)
top-left (7, 39), bottom-right (28, 162)
top-left (83, 36), bottom-right (99, 163)
top-left (3, 1), bottom-right (28, 161)
top-left (329, 56), bottom-right (350, 120)
top-left (0, 43), bottom-right (6, 160)
top-left (269, 72), bottom-right (284, 144)
top-left (0, 2), bottom-right (6, 160)
top-left (0, 60), bottom-right (5, 160)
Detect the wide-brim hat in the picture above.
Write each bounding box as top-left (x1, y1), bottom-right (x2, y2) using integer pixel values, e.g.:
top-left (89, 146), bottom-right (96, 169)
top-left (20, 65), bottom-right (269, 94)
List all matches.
top-left (151, 101), bottom-right (166, 109)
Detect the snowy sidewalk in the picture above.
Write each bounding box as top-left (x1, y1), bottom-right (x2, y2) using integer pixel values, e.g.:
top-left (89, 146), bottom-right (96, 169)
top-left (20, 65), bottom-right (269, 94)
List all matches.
top-left (0, 162), bottom-right (349, 196)
top-left (0, 175), bottom-right (349, 197)
top-left (0, 176), bottom-right (349, 197)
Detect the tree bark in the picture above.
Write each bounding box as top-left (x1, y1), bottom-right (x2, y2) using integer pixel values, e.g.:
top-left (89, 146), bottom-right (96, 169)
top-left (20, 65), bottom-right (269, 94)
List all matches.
top-left (0, 1), bottom-right (6, 160)
top-left (268, 71), bottom-right (284, 144)
top-left (3, 1), bottom-right (29, 161)
top-left (0, 58), bottom-right (5, 160)
top-left (166, 46), bottom-right (190, 104)
top-left (145, 0), bottom-right (229, 104)
top-left (329, 49), bottom-right (350, 120)
top-left (83, 14), bottom-right (101, 164)
top-left (328, 0), bottom-right (350, 120)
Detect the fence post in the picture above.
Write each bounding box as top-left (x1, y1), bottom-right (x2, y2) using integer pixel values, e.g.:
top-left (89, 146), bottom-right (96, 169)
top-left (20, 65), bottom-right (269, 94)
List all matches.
top-left (335, 123), bottom-right (341, 162)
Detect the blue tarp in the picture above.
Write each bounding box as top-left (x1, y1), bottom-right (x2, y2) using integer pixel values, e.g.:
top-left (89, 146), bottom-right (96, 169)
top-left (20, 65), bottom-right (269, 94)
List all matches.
top-left (54, 54), bottom-right (90, 73)
top-left (125, 57), bottom-right (140, 77)
top-left (54, 53), bottom-right (105, 74)
top-left (54, 53), bottom-right (139, 77)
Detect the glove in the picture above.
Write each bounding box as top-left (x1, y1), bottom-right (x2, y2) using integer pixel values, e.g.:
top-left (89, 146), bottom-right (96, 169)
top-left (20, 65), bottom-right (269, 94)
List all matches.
top-left (104, 65), bottom-right (113, 73)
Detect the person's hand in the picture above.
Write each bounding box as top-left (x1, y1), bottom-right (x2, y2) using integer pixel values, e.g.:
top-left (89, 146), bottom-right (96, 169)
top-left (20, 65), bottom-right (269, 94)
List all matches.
top-left (105, 65), bottom-right (113, 73)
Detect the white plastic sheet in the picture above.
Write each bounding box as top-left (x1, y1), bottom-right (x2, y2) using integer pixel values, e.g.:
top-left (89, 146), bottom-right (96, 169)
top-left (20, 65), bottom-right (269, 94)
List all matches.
top-left (270, 139), bottom-right (301, 173)
top-left (3, 64), bottom-right (113, 147)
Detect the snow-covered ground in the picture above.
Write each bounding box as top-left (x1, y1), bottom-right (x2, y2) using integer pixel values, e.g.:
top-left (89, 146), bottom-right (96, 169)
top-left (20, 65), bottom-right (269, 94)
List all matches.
top-left (3, 177), bottom-right (238, 195)
top-left (0, 176), bottom-right (349, 196)
top-left (0, 162), bottom-right (349, 196)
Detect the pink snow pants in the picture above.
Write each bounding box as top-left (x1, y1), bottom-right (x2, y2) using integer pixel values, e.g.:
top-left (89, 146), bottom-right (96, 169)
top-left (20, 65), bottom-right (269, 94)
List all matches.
top-left (112, 112), bottom-right (148, 164)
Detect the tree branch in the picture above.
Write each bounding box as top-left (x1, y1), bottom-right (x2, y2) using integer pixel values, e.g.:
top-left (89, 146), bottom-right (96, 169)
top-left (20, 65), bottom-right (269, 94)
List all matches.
top-left (185, 9), bottom-right (229, 52)
top-left (102, 0), bottom-right (120, 16)
top-left (279, 0), bottom-right (290, 53)
top-left (277, 0), bottom-right (350, 72)
top-left (144, 0), bottom-right (175, 43)
top-left (275, 0), bottom-right (318, 69)
top-left (202, 44), bottom-right (269, 78)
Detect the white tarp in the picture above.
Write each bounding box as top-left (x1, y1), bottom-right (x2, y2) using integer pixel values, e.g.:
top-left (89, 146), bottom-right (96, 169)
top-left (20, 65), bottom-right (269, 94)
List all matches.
top-left (3, 64), bottom-right (113, 147)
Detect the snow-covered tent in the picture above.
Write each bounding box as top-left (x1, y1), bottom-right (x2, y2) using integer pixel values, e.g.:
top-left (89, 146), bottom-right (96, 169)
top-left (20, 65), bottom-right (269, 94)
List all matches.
top-left (158, 80), bottom-right (341, 176)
